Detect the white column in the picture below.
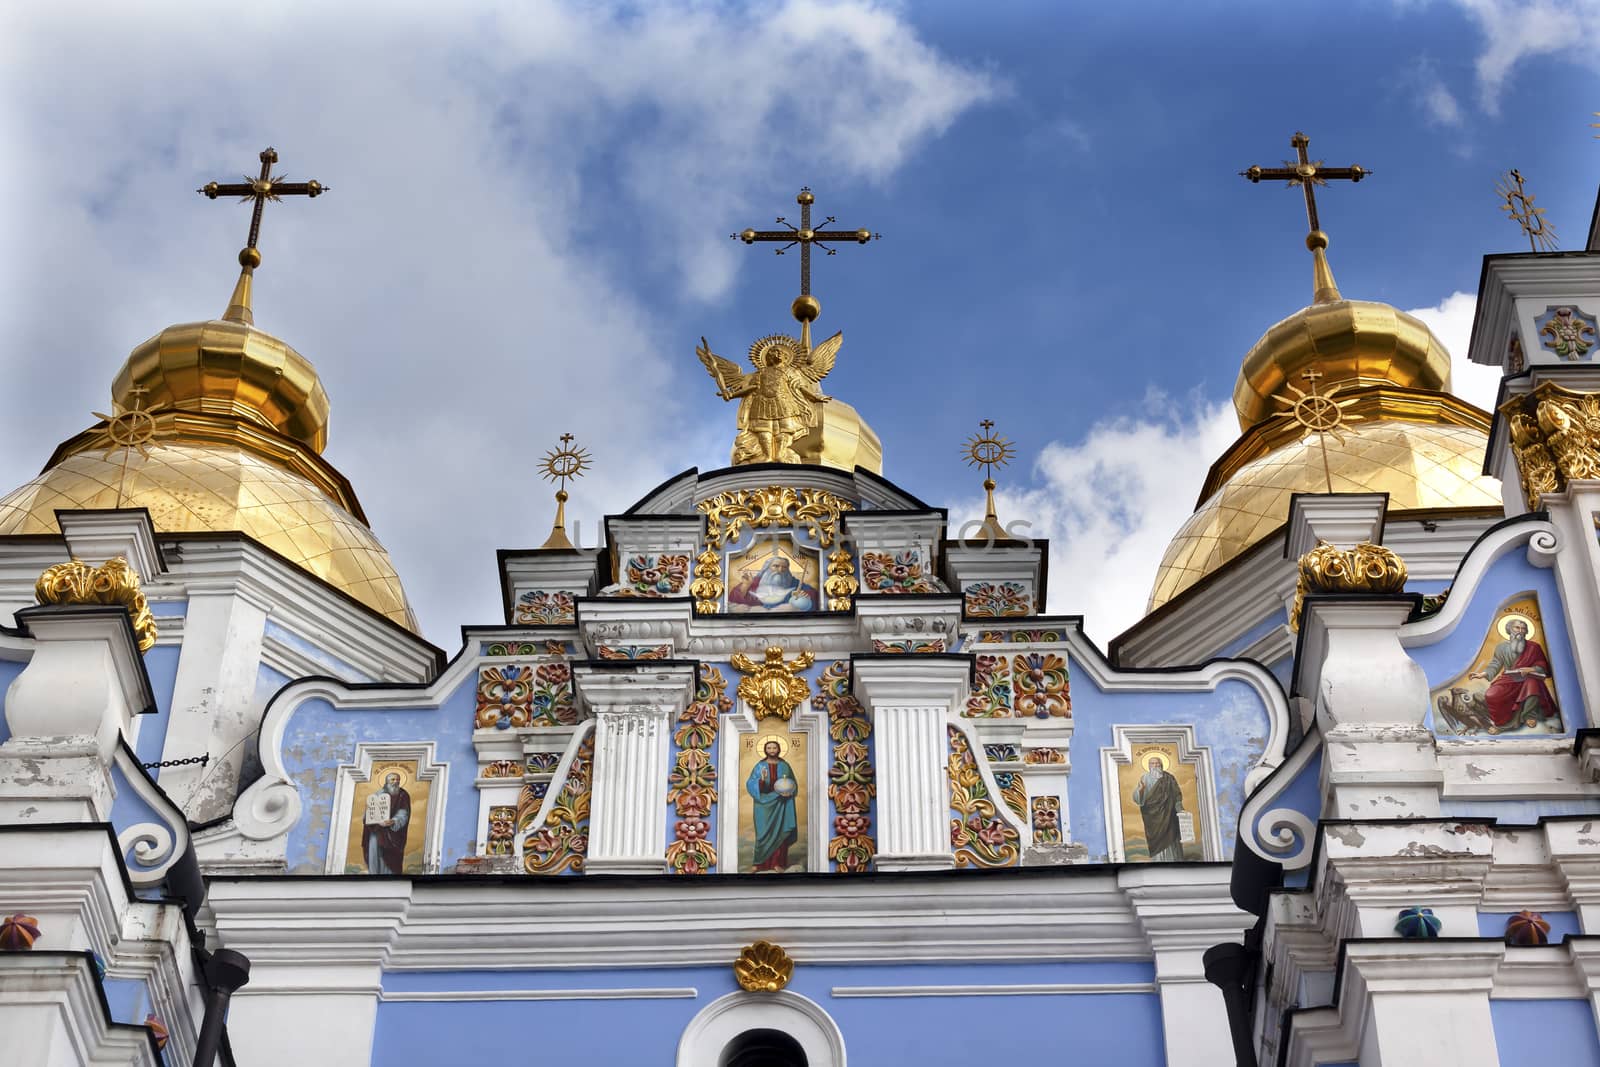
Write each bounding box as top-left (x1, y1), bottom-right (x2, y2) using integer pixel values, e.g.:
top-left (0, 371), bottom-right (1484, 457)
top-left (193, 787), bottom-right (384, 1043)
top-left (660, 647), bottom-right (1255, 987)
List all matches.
top-left (573, 664), bottom-right (695, 875)
top-left (158, 585), bottom-right (270, 822)
top-left (0, 606), bottom-right (152, 823)
top-left (1344, 943), bottom-right (1502, 1067)
top-left (208, 879), bottom-right (410, 1066)
top-left (852, 658), bottom-right (968, 871)
top-left (1123, 866), bottom-right (1252, 1067)
top-left (1298, 599), bottom-right (1441, 819)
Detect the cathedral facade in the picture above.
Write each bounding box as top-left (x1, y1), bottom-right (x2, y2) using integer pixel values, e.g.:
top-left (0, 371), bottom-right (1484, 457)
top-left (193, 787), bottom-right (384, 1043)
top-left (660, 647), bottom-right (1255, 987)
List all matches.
top-left (2, 153), bottom-right (1600, 1066)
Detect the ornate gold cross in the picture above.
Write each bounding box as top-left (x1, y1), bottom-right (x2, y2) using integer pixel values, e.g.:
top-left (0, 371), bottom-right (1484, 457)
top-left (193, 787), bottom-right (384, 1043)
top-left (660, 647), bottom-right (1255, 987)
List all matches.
top-left (1496, 169), bottom-right (1558, 252)
top-left (733, 188), bottom-right (878, 321)
top-left (1242, 131), bottom-right (1370, 237)
top-left (200, 147), bottom-right (328, 263)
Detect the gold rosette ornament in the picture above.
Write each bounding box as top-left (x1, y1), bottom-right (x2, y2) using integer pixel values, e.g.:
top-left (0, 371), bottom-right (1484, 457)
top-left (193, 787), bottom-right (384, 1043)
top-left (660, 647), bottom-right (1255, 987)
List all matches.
top-left (35, 557), bottom-right (158, 653)
top-left (1290, 540), bottom-right (1407, 631)
top-left (734, 940), bottom-right (793, 992)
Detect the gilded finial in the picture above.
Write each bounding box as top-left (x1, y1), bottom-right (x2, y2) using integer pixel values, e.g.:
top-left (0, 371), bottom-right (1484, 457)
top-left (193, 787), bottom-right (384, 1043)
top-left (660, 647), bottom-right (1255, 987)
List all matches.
top-left (92, 385), bottom-right (167, 508)
top-left (198, 147), bottom-right (329, 324)
top-left (1266, 367), bottom-right (1364, 493)
top-left (538, 433), bottom-right (590, 550)
top-left (1242, 132), bottom-right (1369, 305)
top-left (1496, 169), bottom-right (1558, 252)
top-left (964, 419), bottom-right (1016, 542)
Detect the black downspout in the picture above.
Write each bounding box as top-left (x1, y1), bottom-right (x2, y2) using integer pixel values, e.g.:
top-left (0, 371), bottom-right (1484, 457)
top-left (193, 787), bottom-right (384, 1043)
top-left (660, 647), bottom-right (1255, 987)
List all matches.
top-left (192, 948), bottom-right (250, 1067)
top-left (1204, 940), bottom-right (1259, 1067)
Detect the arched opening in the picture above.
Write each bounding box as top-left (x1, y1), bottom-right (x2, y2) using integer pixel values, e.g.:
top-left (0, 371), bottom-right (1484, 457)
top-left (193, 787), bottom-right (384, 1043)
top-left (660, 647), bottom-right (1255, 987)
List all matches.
top-left (719, 1028), bottom-right (808, 1067)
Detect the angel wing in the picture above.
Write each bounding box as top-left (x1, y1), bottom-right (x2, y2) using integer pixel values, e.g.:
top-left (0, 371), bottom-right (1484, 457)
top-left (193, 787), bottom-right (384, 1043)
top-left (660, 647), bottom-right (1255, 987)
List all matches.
top-left (795, 331), bottom-right (843, 383)
top-left (697, 336), bottom-right (750, 399)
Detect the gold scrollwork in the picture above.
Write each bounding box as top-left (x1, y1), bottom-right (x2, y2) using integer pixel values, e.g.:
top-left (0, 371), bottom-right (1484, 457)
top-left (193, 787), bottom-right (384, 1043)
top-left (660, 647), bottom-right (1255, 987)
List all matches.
top-left (35, 557), bottom-right (158, 653)
top-left (731, 645), bottom-right (815, 721)
top-left (733, 940), bottom-right (793, 992)
top-left (1290, 540), bottom-right (1408, 631)
top-left (1502, 382), bottom-right (1600, 510)
top-left (692, 485), bottom-right (854, 615)
top-left (824, 547), bottom-right (858, 611)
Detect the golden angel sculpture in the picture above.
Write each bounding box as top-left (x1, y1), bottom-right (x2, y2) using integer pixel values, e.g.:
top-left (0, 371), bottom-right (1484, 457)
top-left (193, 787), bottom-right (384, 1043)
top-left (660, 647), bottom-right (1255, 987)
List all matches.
top-left (697, 331), bottom-right (843, 465)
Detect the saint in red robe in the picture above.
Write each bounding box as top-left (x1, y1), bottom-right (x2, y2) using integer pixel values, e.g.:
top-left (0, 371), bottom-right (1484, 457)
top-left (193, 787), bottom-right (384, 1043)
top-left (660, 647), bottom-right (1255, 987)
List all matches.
top-left (1480, 637), bottom-right (1557, 728)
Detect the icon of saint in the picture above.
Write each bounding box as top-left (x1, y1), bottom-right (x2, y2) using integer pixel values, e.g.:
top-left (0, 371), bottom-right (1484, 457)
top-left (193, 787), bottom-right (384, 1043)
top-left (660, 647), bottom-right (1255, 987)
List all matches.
top-left (746, 739), bottom-right (798, 872)
top-left (1131, 755), bottom-right (1185, 862)
top-left (361, 771), bottom-right (412, 875)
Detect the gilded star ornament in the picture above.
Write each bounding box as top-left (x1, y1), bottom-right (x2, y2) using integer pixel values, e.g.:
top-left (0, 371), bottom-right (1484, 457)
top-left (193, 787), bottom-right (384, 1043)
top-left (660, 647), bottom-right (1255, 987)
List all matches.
top-left (1267, 368), bottom-right (1363, 493)
top-left (730, 646), bottom-right (815, 721)
top-left (93, 386), bottom-right (170, 508)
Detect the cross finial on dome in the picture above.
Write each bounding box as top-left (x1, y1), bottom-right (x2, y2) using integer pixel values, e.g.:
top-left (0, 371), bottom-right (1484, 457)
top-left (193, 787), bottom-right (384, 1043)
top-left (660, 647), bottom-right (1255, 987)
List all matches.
top-left (198, 147), bottom-right (330, 324)
top-left (963, 418), bottom-right (1017, 542)
top-left (1241, 132), bottom-right (1371, 305)
top-left (538, 432), bottom-right (591, 550)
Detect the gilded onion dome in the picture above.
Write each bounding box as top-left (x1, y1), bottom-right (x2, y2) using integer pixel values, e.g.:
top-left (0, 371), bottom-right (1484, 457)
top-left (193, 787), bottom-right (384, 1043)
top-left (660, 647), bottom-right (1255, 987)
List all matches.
top-left (1147, 242), bottom-right (1501, 612)
top-left (0, 271), bottom-right (417, 630)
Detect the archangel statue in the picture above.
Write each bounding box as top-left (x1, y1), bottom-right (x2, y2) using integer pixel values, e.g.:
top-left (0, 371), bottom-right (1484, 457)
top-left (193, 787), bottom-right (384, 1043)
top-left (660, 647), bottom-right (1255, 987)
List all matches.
top-left (696, 330), bottom-right (843, 465)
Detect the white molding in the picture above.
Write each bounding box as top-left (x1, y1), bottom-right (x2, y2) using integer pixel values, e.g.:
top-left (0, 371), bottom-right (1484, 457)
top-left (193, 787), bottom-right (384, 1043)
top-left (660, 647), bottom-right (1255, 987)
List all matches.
top-left (1400, 518), bottom-right (1559, 646)
top-left (323, 741), bottom-right (448, 875)
top-left (720, 698), bottom-right (828, 873)
top-left (830, 982), bottom-right (1158, 997)
top-left (111, 746), bottom-right (190, 888)
top-left (677, 989), bottom-right (846, 1067)
top-left (1238, 729), bottom-right (1322, 870)
top-left (1100, 724), bottom-right (1221, 863)
top-left (380, 987), bottom-right (697, 1002)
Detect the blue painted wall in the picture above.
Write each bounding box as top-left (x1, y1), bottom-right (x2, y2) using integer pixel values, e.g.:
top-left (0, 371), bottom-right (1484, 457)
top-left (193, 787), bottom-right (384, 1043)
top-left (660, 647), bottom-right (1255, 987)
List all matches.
top-left (372, 960), bottom-right (1164, 1066)
top-left (0, 658), bottom-right (23, 745)
top-left (264, 619), bottom-right (374, 682)
top-left (1491, 998), bottom-right (1600, 1067)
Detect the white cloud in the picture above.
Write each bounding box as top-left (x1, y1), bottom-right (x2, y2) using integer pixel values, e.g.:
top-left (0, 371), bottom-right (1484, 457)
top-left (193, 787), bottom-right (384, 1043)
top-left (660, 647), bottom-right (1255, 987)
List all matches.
top-left (956, 393), bottom-right (1239, 648)
top-left (1420, 72), bottom-right (1465, 127)
top-left (1404, 290), bottom-right (1503, 411)
top-left (1445, 0), bottom-right (1600, 113)
top-left (0, 2), bottom-right (997, 645)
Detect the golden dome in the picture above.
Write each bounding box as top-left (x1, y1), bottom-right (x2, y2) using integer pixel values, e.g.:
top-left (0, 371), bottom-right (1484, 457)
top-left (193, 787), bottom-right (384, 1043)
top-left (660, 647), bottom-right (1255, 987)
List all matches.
top-left (1148, 415), bottom-right (1501, 610)
top-left (0, 274), bottom-right (417, 630)
top-left (1146, 241), bottom-right (1501, 614)
top-left (795, 397), bottom-right (883, 475)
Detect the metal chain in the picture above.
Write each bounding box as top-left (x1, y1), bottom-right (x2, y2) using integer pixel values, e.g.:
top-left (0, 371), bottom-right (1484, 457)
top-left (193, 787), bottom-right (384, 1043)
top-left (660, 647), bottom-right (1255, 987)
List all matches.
top-left (142, 753), bottom-right (210, 770)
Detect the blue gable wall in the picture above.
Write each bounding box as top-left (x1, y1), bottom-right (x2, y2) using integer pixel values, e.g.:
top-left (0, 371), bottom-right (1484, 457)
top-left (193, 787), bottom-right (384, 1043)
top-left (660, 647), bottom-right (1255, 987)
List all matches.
top-left (373, 960), bottom-right (1165, 1066)
top-left (1491, 999), bottom-right (1600, 1067)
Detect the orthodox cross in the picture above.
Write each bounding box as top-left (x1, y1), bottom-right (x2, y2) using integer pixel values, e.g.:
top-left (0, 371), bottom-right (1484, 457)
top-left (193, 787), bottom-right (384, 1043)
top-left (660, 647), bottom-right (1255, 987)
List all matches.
top-left (1495, 169), bottom-right (1558, 252)
top-left (93, 385), bottom-right (165, 508)
top-left (198, 147), bottom-right (328, 269)
top-left (1241, 131), bottom-right (1370, 237)
top-left (1268, 368), bottom-right (1363, 493)
top-left (733, 188), bottom-right (879, 309)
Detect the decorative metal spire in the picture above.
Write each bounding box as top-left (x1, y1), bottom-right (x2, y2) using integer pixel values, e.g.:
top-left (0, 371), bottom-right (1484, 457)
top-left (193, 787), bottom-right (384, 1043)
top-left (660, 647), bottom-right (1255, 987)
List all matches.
top-left (732, 187), bottom-right (879, 349)
top-left (198, 147), bottom-right (329, 324)
top-left (1496, 169), bottom-right (1558, 252)
top-left (1267, 367), bottom-right (1364, 493)
top-left (963, 419), bottom-right (1016, 542)
top-left (538, 433), bottom-right (591, 550)
top-left (1242, 132), bottom-right (1371, 305)
top-left (93, 385), bottom-right (166, 507)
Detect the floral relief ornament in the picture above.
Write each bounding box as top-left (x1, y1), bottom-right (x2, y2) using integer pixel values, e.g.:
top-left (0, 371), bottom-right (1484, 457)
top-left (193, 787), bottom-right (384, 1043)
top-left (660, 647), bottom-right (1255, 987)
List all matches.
top-left (35, 556), bottom-right (158, 653)
top-left (515, 589), bottom-right (576, 625)
top-left (815, 660), bottom-right (876, 873)
top-left (947, 726), bottom-right (1020, 867)
top-left (1290, 540), bottom-right (1407, 631)
top-left (666, 667), bottom-right (730, 874)
top-left (1539, 305), bottom-right (1596, 360)
top-left (963, 581), bottom-right (1032, 619)
top-left (1502, 382), bottom-right (1600, 509)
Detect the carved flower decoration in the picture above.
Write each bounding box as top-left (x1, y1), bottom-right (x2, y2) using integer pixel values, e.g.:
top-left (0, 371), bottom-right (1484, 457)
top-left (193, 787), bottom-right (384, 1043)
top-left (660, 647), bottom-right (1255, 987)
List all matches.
top-left (834, 813), bottom-right (869, 837)
top-left (676, 819), bottom-right (709, 843)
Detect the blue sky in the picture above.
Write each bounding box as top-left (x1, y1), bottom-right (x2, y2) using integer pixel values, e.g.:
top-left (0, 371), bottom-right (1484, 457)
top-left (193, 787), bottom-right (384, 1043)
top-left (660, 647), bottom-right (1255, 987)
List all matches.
top-left (1, 1), bottom-right (1596, 645)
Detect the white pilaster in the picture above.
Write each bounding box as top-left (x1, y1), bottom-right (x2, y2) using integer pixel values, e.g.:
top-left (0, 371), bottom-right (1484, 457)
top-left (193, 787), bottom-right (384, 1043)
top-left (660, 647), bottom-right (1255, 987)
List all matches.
top-left (1122, 866), bottom-right (1252, 1067)
top-left (0, 606), bottom-right (153, 823)
top-left (1344, 943), bottom-right (1502, 1067)
top-left (574, 663), bottom-right (695, 875)
top-left (852, 658), bottom-right (968, 871)
top-left (158, 585), bottom-right (270, 822)
top-left (1297, 599), bottom-right (1441, 818)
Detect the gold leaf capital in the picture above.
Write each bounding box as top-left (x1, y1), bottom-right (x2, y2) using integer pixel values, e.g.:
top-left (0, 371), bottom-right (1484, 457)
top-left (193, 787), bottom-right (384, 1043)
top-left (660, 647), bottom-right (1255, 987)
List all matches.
top-left (1500, 382), bottom-right (1600, 510)
top-left (1290, 540), bottom-right (1408, 631)
top-left (734, 940), bottom-right (793, 992)
top-left (35, 557), bottom-right (158, 654)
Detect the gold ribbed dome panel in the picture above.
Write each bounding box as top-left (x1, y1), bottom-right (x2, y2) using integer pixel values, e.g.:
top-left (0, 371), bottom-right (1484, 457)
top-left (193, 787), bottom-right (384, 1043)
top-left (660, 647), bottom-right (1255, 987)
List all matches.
top-left (794, 398), bottom-right (883, 475)
top-left (1148, 420), bottom-right (1501, 611)
top-left (1233, 300), bottom-right (1453, 431)
top-left (113, 318), bottom-right (330, 451)
top-left (0, 441), bottom-right (416, 629)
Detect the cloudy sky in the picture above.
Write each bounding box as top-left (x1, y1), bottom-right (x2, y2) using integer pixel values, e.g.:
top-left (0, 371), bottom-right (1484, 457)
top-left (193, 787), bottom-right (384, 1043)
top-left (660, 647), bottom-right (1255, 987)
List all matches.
top-left (2, 0), bottom-right (1596, 648)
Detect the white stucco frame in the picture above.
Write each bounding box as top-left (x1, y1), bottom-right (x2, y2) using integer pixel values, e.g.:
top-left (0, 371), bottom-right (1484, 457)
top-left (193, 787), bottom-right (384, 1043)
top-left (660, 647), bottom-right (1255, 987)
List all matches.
top-left (719, 698), bottom-right (828, 873)
top-left (1100, 724), bottom-right (1221, 863)
top-left (323, 741), bottom-right (448, 874)
top-left (677, 989), bottom-right (846, 1067)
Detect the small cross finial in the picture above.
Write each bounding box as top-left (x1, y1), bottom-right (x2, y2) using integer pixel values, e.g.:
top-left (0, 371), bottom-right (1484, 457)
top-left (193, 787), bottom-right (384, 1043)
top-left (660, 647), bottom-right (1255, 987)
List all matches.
top-left (198, 147), bottom-right (329, 323)
top-left (963, 419), bottom-right (1017, 542)
top-left (1242, 132), bottom-right (1370, 304)
top-left (732, 187), bottom-right (879, 337)
top-left (538, 432), bottom-right (591, 550)
top-left (1496, 168), bottom-right (1558, 252)
top-left (92, 386), bottom-right (168, 508)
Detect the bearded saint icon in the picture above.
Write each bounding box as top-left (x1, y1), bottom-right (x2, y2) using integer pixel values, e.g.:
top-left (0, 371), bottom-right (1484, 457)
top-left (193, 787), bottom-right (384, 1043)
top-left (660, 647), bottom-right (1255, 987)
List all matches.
top-left (696, 331), bottom-right (843, 465)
